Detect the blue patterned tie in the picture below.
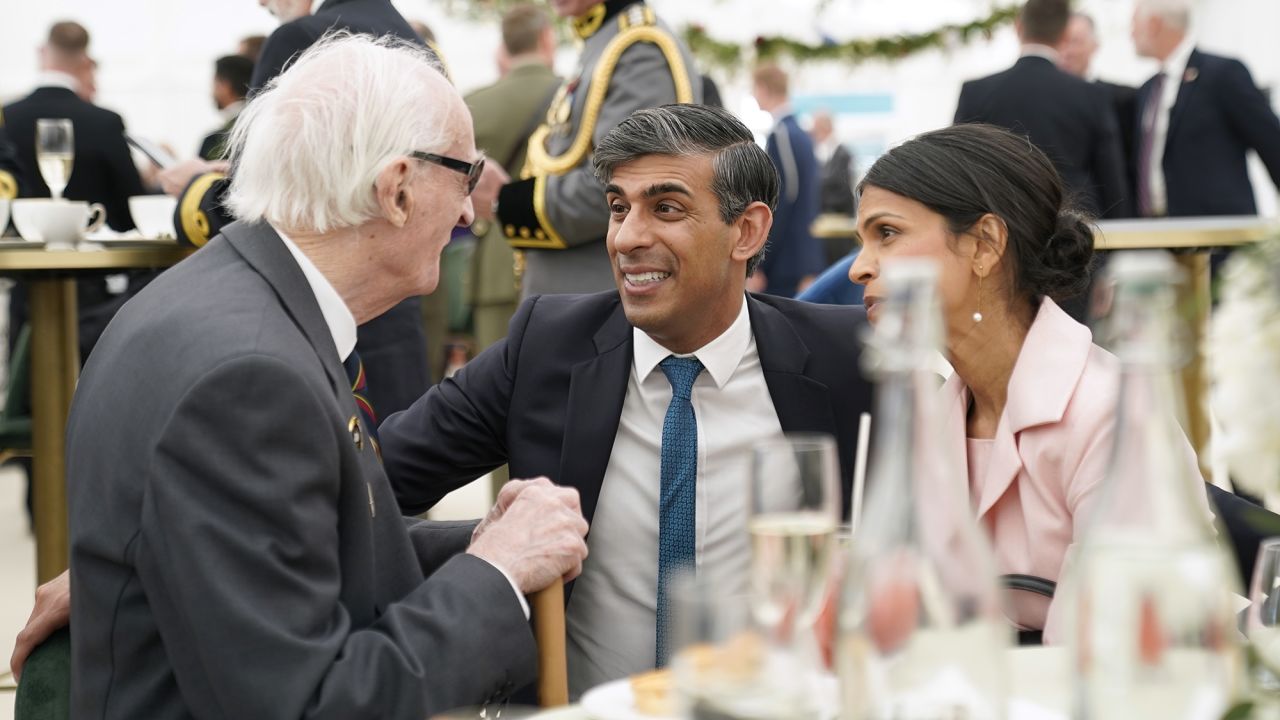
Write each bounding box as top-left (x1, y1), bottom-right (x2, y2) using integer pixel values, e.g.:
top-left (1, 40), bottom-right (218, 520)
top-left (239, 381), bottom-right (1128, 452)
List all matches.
top-left (655, 355), bottom-right (704, 667)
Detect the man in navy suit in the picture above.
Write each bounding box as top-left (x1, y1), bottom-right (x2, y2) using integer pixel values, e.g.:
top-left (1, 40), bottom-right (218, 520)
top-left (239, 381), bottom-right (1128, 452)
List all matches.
top-left (750, 65), bottom-right (826, 297)
top-left (1131, 0), bottom-right (1280, 217)
top-left (955, 0), bottom-right (1131, 219)
top-left (380, 104), bottom-right (872, 695)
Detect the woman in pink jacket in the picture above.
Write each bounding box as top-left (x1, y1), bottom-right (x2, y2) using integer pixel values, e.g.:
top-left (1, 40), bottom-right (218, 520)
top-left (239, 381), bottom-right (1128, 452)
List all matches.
top-left (846, 123), bottom-right (1202, 640)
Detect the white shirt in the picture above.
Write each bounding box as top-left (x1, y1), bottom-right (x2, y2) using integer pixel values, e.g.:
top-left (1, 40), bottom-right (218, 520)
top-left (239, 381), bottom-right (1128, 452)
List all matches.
top-left (1145, 35), bottom-right (1197, 216)
top-left (1019, 43), bottom-right (1062, 64)
top-left (36, 70), bottom-right (79, 93)
top-left (565, 297), bottom-right (789, 697)
top-left (274, 227), bottom-right (529, 618)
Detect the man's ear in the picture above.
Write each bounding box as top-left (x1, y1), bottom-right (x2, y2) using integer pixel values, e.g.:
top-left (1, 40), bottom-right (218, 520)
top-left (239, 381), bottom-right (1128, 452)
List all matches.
top-left (731, 201), bottom-right (772, 264)
top-left (374, 158), bottom-right (413, 228)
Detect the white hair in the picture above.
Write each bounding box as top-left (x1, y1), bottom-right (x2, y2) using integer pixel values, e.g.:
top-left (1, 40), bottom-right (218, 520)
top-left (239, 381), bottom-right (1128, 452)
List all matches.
top-left (1135, 0), bottom-right (1193, 30)
top-left (225, 32), bottom-right (455, 233)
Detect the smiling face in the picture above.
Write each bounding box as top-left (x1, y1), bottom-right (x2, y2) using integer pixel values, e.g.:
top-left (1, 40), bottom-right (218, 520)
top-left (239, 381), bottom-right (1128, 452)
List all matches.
top-left (605, 153), bottom-right (765, 353)
top-left (847, 185), bottom-right (982, 339)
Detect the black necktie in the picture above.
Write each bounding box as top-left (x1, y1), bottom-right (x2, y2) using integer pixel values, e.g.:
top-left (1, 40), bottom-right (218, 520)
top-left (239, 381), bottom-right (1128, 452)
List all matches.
top-left (343, 350), bottom-right (380, 455)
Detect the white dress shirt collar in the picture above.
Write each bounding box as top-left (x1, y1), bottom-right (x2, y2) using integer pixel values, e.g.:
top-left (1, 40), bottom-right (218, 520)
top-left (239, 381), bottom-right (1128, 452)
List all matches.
top-left (1020, 44), bottom-right (1061, 64)
top-left (36, 71), bottom-right (79, 93)
top-left (631, 295), bottom-right (751, 390)
top-left (219, 99), bottom-right (246, 125)
top-left (274, 226), bottom-right (358, 362)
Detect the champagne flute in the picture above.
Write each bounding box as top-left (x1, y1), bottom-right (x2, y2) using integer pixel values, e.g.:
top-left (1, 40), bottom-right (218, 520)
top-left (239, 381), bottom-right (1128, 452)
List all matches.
top-left (36, 119), bottom-right (74, 200)
top-left (748, 434), bottom-right (840, 643)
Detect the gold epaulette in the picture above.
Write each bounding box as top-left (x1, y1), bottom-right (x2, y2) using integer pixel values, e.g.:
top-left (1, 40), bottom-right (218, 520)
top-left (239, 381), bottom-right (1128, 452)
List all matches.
top-left (179, 172), bottom-right (226, 248)
top-left (522, 11), bottom-right (694, 179)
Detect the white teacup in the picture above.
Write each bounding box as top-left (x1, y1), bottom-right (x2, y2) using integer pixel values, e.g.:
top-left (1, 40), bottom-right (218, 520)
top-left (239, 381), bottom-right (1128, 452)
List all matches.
top-left (12, 198), bottom-right (107, 249)
top-left (128, 195), bottom-right (177, 239)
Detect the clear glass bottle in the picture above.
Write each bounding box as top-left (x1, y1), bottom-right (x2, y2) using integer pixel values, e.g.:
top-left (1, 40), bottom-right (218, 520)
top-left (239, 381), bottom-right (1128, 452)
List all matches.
top-left (837, 258), bottom-right (1009, 720)
top-left (1071, 251), bottom-right (1242, 719)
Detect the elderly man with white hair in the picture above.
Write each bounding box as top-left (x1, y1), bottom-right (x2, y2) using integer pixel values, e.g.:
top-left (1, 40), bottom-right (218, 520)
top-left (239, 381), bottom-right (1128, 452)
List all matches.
top-left (55, 33), bottom-right (589, 719)
top-left (1132, 0), bottom-right (1280, 217)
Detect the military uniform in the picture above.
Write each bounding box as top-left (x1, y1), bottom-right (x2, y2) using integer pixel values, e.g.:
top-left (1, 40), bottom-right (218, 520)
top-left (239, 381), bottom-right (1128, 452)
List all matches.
top-left (465, 60), bottom-right (561, 352)
top-left (495, 0), bottom-right (700, 297)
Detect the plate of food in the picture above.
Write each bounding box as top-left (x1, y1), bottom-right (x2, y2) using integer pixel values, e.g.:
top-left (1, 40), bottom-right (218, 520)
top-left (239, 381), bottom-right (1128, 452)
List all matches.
top-left (580, 669), bottom-right (678, 720)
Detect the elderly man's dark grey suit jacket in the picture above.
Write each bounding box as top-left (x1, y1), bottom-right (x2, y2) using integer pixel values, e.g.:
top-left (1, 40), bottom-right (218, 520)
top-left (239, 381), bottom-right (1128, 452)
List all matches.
top-left (67, 221), bottom-right (535, 719)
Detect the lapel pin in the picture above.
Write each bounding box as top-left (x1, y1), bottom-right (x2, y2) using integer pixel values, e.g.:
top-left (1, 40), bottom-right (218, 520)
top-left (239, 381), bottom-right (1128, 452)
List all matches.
top-left (1184, 67), bottom-right (1198, 83)
top-left (367, 482), bottom-right (376, 518)
top-left (348, 415), bottom-right (363, 450)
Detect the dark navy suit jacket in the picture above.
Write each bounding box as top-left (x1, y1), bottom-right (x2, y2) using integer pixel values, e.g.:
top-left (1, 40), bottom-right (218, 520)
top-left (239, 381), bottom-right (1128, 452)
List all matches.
top-left (955, 56), bottom-right (1132, 218)
top-left (1137, 49), bottom-right (1280, 216)
top-left (380, 291), bottom-right (873, 532)
top-left (761, 114), bottom-right (826, 296)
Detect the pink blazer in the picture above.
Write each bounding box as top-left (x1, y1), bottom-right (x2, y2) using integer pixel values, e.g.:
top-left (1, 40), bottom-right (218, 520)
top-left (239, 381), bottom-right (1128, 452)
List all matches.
top-left (940, 298), bottom-right (1205, 639)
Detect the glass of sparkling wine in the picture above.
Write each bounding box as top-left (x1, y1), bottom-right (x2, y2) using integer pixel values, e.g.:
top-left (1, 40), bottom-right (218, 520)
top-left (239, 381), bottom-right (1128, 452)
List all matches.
top-left (36, 118), bottom-right (74, 200)
top-left (748, 434), bottom-right (840, 647)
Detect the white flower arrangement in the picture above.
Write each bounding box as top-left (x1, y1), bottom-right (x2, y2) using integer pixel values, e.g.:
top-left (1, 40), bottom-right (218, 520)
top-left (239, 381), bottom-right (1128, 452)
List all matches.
top-left (1210, 237), bottom-right (1280, 499)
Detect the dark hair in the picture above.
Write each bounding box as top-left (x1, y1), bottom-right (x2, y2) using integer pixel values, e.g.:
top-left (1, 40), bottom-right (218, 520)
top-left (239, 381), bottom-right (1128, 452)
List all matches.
top-left (238, 34), bottom-right (267, 63)
top-left (859, 123), bottom-right (1095, 302)
top-left (501, 4), bottom-right (550, 56)
top-left (1020, 0), bottom-right (1070, 45)
top-left (593, 104), bottom-right (779, 275)
top-left (215, 55), bottom-right (255, 100)
top-left (47, 21), bottom-right (90, 55)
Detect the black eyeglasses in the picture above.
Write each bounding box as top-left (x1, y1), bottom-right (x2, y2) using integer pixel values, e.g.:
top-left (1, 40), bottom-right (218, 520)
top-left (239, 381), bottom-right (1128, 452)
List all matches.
top-left (411, 151), bottom-right (485, 195)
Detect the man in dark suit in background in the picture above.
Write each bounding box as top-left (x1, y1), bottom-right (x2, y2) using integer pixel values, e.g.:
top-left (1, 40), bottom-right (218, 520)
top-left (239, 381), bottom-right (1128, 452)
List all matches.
top-left (810, 110), bottom-right (858, 264)
top-left (197, 55), bottom-right (253, 161)
top-left (955, 0), bottom-right (1131, 218)
top-left (380, 104), bottom-right (873, 696)
top-left (41, 35), bottom-right (589, 717)
top-left (1131, 0), bottom-right (1280, 218)
top-left (1060, 11), bottom-right (1139, 201)
top-left (4, 21), bottom-right (144, 232)
top-left (751, 64), bottom-right (825, 297)
top-left (165, 0), bottom-right (436, 421)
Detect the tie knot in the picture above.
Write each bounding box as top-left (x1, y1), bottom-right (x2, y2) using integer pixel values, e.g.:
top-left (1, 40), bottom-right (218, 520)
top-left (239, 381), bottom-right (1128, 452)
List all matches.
top-left (659, 355), bottom-right (704, 399)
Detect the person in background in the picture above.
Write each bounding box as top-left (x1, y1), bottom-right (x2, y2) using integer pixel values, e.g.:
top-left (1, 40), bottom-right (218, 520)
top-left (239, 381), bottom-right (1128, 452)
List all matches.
top-left (810, 110), bottom-right (857, 265)
top-left (1060, 12), bottom-right (1138, 195)
top-left (467, 4), bottom-right (560, 355)
top-left (198, 54), bottom-right (254, 161)
top-left (848, 122), bottom-right (1203, 640)
top-left (1131, 0), bottom-right (1280, 218)
top-left (751, 64), bottom-right (825, 297)
top-left (408, 18), bottom-right (435, 42)
top-left (237, 33), bottom-right (267, 62)
top-left (955, 0), bottom-right (1131, 219)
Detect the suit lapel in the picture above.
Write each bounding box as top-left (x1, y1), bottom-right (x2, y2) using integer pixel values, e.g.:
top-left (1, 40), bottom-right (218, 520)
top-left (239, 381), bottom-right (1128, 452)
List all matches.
top-left (1165, 49), bottom-right (1203, 146)
top-left (559, 301), bottom-right (633, 524)
top-left (748, 296), bottom-right (838, 442)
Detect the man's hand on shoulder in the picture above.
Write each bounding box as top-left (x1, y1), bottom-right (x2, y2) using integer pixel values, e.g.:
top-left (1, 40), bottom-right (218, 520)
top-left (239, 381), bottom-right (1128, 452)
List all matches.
top-left (467, 478), bottom-right (588, 594)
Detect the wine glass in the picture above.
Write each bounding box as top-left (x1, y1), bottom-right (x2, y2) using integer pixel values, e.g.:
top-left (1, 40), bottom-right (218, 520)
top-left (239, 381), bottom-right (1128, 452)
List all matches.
top-left (748, 434), bottom-right (840, 645)
top-left (36, 119), bottom-right (74, 200)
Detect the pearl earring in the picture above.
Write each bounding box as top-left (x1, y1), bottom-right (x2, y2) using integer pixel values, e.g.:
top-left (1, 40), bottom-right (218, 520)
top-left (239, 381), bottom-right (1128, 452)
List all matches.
top-left (972, 268), bottom-right (984, 324)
